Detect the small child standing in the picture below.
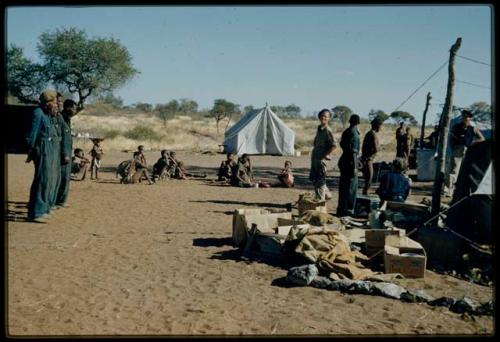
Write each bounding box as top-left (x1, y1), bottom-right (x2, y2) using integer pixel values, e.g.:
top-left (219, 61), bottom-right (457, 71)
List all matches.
top-left (90, 138), bottom-right (104, 180)
top-left (277, 160), bottom-right (294, 188)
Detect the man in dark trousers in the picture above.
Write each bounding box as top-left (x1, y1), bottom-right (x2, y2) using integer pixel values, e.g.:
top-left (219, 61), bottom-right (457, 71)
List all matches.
top-left (361, 118), bottom-right (382, 195)
top-left (26, 90), bottom-right (60, 222)
top-left (55, 99), bottom-right (78, 208)
top-left (337, 114), bottom-right (361, 217)
top-left (395, 121), bottom-right (406, 158)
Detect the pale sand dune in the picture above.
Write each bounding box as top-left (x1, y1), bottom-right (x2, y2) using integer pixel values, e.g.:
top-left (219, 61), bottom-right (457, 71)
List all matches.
top-left (7, 151), bottom-right (493, 336)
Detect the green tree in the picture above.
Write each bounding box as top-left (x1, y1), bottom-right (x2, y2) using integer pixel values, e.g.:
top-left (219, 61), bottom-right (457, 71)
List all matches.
top-left (390, 110), bottom-right (415, 124)
top-left (134, 102), bottom-right (154, 113)
top-left (285, 104), bottom-right (301, 118)
top-left (468, 101), bottom-right (491, 123)
top-left (270, 105), bottom-right (286, 117)
top-left (155, 100), bottom-right (179, 126)
top-left (38, 27), bottom-right (138, 112)
top-left (6, 45), bottom-right (48, 104)
top-left (97, 92), bottom-right (124, 108)
top-left (244, 105), bottom-right (255, 113)
top-left (178, 98), bottom-right (198, 115)
top-left (210, 99), bottom-right (240, 135)
top-left (368, 109), bottom-right (389, 123)
top-left (331, 105), bottom-right (353, 128)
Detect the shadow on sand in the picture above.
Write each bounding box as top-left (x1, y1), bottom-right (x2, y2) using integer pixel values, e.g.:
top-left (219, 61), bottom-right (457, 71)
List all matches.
top-left (6, 201), bottom-right (33, 223)
top-left (190, 199), bottom-right (289, 208)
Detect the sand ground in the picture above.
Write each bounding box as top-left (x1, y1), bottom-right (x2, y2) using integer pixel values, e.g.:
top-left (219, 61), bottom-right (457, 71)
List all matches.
top-left (6, 150), bottom-right (494, 336)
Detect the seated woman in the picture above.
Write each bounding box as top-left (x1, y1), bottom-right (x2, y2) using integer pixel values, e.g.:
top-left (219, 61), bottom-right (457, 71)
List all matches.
top-left (376, 157), bottom-right (411, 206)
top-left (153, 149), bottom-right (170, 181)
top-left (217, 153), bottom-right (237, 182)
top-left (71, 148), bottom-right (90, 181)
top-left (276, 160), bottom-right (294, 188)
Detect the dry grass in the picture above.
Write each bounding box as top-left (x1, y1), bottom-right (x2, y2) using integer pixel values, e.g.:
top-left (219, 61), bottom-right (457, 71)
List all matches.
top-left (72, 110), bottom-right (434, 153)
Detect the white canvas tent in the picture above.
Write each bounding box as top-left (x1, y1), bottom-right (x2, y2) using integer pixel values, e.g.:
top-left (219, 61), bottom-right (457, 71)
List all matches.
top-left (223, 105), bottom-right (295, 155)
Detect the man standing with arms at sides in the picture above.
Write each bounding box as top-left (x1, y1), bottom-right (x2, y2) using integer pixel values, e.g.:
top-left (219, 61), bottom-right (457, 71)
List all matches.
top-left (337, 114), bottom-right (361, 217)
top-left (402, 126), bottom-right (414, 161)
top-left (395, 121), bottom-right (406, 158)
top-left (309, 109), bottom-right (337, 201)
top-left (26, 90), bottom-right (60, 222)
top-left (361, 118), bottom-right (382, 195)
top-left (55, 99), bottom-right (78, 208)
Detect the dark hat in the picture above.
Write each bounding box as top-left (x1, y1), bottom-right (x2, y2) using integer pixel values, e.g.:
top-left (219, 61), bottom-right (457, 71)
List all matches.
top-left (461, 109), bottom-right (474, 118)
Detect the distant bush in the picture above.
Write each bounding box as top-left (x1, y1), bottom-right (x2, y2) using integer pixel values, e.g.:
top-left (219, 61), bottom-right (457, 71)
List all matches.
top-left (124, 125), bottom-right (160, 140)
top-left (101, 128), bottom-right (121, 139)
top-left (84, 102), bottom-right (116, 116)
top-left (294, 138), bottom-right (313, 150)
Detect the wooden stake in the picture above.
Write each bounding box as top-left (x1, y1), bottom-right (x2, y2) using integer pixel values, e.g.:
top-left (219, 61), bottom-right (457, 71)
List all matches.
top-left (431, 38), bottom-right (462, 217)
top-left (420, 92), bottom-right (432, 149)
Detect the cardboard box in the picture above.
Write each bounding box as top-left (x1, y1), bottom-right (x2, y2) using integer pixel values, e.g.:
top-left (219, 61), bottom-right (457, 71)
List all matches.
top-left (365, 228), bottom-right (405, 250)
top-left (232, 210), bottom-right (292, 246)
top-left (384, 235), bottom-right (427, 278)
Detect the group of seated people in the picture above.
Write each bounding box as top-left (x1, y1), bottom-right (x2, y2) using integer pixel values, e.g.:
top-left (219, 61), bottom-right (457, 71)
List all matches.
top-left (217, 153), bottom-right (294, 188)
top-left (117, 146), bottom-right (196, 184)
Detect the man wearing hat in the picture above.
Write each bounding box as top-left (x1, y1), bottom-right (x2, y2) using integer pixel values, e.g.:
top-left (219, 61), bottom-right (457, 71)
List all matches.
top-left (444, 110), bottom-right (485, 197)
top-left (360, 117), bottom-right (382, 195)
top-left (337, 114), bottom-right (361, 217)
top-left (26, 90), bottom-right (60, 222)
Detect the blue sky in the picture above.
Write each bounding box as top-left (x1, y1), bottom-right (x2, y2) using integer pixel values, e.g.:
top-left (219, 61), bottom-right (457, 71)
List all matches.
top-left (6, 5), bottom-right (492, 123)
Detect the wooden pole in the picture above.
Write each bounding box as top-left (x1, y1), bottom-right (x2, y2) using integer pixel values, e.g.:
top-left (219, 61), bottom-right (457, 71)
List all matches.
top-left (431, 37), bottom-right (462, 217)
top-left (419, 92), bottom-right (432, 149)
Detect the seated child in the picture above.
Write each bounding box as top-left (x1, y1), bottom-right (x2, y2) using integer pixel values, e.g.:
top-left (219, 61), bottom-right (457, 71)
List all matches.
top-left (71, 148), bottom-right (90, 181)
top-left (277, 160), bottom-right (294, 188)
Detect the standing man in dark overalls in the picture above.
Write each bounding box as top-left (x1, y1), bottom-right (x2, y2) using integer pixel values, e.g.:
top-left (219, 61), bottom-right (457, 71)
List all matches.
top-left (55, 99), bottom-right (78, 208)
top-left (337, 114), bottom-right (361, 217)
top-left (26, 90), bottom-right (60, 222)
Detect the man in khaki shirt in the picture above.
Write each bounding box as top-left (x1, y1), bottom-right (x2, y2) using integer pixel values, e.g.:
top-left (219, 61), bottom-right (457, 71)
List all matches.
top-left (309, 109), bottom-right (337, 201)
